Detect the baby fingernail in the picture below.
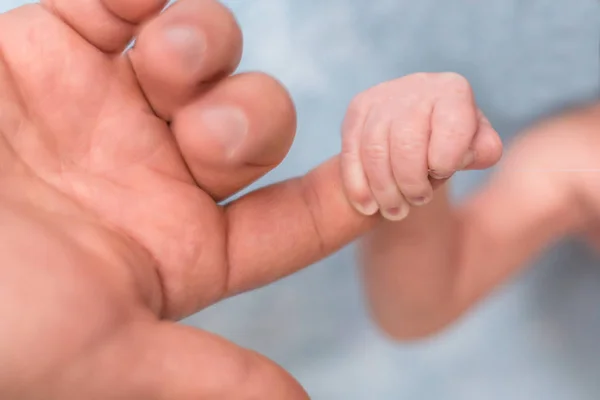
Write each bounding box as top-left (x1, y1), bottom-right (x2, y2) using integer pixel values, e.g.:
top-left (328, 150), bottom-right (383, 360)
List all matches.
top-left (411, 196), bottom-right (431, 206)
top-left (164, 25), bottom-right (206, 68)
top-left (429, 170), bottom-right (451, 180)
top-left (199, 106), bottom-right (248, 158)
top-left (382, 204), bottom-right (410, 221)
top-left (353, 198), bottom-right (379, 216)
top-left (460, 150), bottom-right (475, 170)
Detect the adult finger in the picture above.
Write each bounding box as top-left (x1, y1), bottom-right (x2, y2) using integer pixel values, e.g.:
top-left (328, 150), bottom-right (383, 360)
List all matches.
top-left (129, 0), bottom-right (243, 119)
top-left (223, 156), bottom-right (378, 297)
top-left (171, 72), bottom-right (296, 201)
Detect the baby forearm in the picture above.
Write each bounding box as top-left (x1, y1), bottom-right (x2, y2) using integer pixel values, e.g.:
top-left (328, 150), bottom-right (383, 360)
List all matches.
top-left (361, 165), bottom-right (583, 340)
top-left (346, 73), bottom-right (598, 340)
top-left (360, 185), bottom-right (459, 339)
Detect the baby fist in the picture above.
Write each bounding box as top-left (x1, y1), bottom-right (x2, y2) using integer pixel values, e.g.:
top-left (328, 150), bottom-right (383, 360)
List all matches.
top-left (341, 72), bottom-right (502, 220)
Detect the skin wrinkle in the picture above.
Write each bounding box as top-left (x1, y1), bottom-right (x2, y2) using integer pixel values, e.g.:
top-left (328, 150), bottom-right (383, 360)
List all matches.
top-left (9, 171), bottom-right (166, 316)
top-left (219, 203), bottom-right (233, 303)
top-left (0, 63), bottom-right (168, 317)
top-left (389, 117), bottom-right (431, 186)
top-left (38, 2), bottom-right (100, 54)
top-left (76, 72), bottom-right (123, 172)
top-left (122, 57), bottom-right (208, 189)
top-left (0, 54), bottom-right (38, 175)
top-left (298, 175), bottom-right (327, 263)
top-left (99, 0), bottom-right (139, 26)
top-left (0, 56), bottom-right (26, 126)
top-left (1, 28), bottom-right (103, 176)
top-left (61, 171), bottom-right (201, 318)
top-left (0, 113), bottom-right (171, 316)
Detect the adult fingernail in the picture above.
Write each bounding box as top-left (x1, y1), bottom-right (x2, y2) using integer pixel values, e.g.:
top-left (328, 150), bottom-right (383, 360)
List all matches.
top-left (381, 204), bottom-right (410, 221)
top-left (460, 150), bottom-right (475, 170)
top-left (199, 106), bottom-right (248, 158)
top-left (164, 25), bottom-right (206, 68)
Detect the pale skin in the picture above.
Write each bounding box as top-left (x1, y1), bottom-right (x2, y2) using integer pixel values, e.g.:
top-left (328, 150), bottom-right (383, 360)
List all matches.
top-left (341, 72), bottom-right (502, 220)
top-left (344, 74), bottom-right (600, 339)
top-left (0, 0), bottom-right (385, 398)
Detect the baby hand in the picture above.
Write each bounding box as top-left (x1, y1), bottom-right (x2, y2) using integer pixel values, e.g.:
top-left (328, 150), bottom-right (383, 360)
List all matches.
top-left (341, 72), bottom-right (502, 220)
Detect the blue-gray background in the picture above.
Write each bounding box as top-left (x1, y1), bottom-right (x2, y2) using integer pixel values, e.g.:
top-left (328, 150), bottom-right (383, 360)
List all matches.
top-left (6, 0), bottom-right (600, 398)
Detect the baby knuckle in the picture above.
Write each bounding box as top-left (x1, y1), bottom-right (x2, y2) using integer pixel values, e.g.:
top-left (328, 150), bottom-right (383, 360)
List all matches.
top-left (436, 72), bottom-right (473, 95)
top-left (343, 97), bottom-right (368, 133)
top-left (347, 94), bottom-right (368, 116)
top-left (438, 71), bottom-right (469, 86)
top-left (391, 133), bottom-right (427, 153)
top-left (340, 145), bottom-right (360, 161)
top-left (363, 142), bottom-right (389, 161)
top-left (407, 72), bottom-right (434, 84)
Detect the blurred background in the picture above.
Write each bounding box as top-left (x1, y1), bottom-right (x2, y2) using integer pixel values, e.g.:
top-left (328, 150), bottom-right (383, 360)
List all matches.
top-left (5, 0), bottom-right (600, 398)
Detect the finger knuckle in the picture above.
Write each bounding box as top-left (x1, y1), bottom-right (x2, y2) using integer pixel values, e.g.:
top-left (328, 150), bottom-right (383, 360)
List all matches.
top-left (391, 132), bottom-right (427, 154)
top-left (434, 111), bottom-right (477, 138)
top-left (340, 145), bottom-right (361, 161)
top-left (437, 72), bottom-right (470, 88)
top-left (363, 142), bottom-right (389, 162)
top-left (343, 96), bottom-right (369, 133)
top-left (407, 72), bottom-right (434, 83)
top-left (347, 94), bottom-right (368, 115)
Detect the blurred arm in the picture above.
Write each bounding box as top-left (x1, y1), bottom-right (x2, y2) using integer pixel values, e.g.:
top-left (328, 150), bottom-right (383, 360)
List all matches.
top-left (361, 103), bottom-right (600, 340)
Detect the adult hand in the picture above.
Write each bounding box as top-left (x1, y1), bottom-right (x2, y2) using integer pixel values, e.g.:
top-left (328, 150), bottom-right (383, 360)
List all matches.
top-left (0, 1), bottom-right (372, 398)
